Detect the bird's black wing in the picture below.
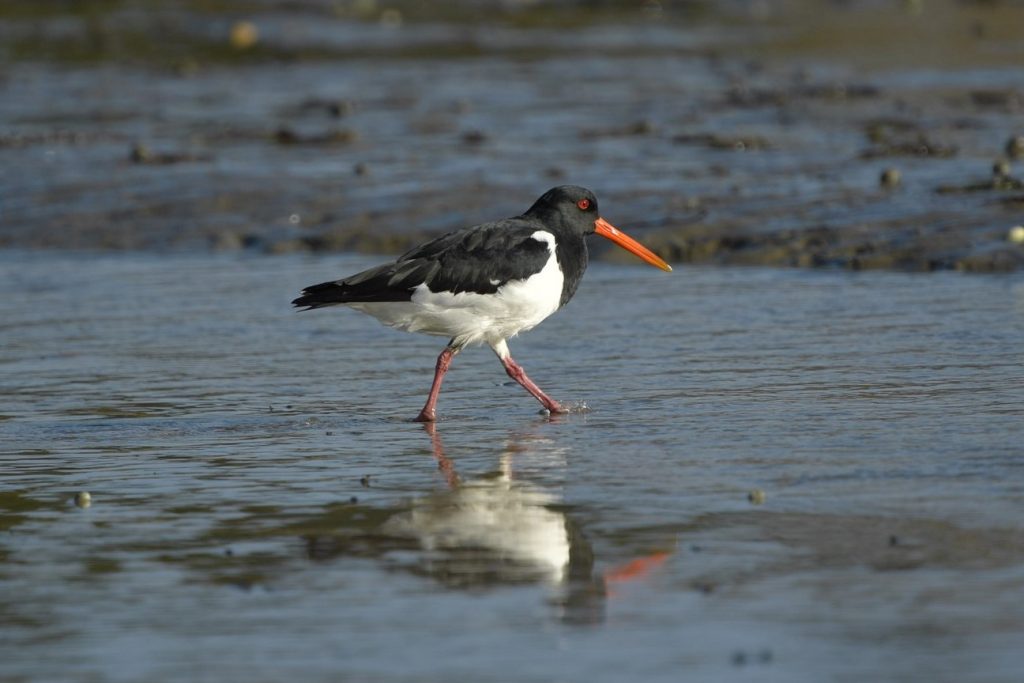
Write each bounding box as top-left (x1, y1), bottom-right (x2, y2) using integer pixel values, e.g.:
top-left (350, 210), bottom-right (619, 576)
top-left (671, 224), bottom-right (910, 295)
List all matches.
top-left (292, 218), bottom-right (552, 309)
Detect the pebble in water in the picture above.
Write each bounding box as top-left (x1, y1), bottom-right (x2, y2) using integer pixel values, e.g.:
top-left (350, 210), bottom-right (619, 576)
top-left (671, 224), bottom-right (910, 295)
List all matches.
top-left (747, 489), bottom-right (766, 505)
top-left (880, 167), bottom-right (902, 188)
top-left (1008, 226), bottom-right (1024, 244)
top-left (230, 21), bottom-right (259, 50)
top-left (74, 491), bottom-right (92, 509)
top-left (1006, 135), bottom-right (1024, 160)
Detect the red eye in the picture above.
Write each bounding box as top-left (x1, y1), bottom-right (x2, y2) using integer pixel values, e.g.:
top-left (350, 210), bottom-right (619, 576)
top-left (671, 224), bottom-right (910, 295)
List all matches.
top-left (577, 198), bottom-right (590, 210)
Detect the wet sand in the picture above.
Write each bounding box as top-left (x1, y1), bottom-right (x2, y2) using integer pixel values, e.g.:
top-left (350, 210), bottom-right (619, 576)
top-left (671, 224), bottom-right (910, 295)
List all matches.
top-left (2, 0), bottom-right (1023, 270)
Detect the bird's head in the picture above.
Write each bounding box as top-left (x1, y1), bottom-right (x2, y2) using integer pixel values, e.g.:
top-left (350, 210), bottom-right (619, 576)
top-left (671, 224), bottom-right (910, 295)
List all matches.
top-left (525, 186), bottom-right (672, 272)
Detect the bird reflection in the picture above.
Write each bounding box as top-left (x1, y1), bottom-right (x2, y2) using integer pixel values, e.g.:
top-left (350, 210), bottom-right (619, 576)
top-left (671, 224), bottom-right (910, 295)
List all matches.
top-left (398, 422), bottom-right (582, 588)
top-left (302, 421), bottom-right (671, 625)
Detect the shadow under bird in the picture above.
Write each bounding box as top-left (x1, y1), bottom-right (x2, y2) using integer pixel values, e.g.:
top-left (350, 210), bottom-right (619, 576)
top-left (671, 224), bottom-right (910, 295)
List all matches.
top-left (292, 185), bottom-right (672, 421)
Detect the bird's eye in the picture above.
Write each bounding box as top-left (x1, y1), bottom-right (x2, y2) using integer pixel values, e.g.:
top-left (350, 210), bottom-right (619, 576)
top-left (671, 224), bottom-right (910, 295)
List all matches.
top-left (577, 198), bottom-right (590, 210)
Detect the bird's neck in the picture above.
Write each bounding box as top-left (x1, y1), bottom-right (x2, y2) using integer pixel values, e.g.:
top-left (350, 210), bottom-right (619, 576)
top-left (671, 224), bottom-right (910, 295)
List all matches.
top-left (555, 232), bottom-right (588, 308)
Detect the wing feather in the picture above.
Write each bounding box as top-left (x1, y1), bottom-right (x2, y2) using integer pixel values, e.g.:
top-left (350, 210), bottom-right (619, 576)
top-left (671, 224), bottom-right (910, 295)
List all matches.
top-left (292, 218), bottom-right (553, 309)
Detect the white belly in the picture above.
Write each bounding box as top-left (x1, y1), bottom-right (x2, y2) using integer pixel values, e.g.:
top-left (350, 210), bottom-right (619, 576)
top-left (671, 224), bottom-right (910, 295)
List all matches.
top-left (348, 231), bottom-right (564, 348)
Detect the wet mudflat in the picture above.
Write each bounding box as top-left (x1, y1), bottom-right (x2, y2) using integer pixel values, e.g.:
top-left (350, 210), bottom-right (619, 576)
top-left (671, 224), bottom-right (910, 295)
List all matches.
top-left (2, 251), bottom-right (1023, 682)
top-left (2, 0), bottom-right (1024, 270)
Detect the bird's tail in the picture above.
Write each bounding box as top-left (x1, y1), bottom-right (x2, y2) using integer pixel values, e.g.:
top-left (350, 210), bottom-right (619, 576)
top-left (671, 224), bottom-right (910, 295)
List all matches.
top-left (291, 281), bottom-right (350, 310)
top-left (292, 262), bottom-right (416, 310)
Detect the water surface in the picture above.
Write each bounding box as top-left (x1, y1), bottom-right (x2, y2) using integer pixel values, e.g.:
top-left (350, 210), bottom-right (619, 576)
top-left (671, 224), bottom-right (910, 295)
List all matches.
top-left (2, 251), bottom-right (1023, 682)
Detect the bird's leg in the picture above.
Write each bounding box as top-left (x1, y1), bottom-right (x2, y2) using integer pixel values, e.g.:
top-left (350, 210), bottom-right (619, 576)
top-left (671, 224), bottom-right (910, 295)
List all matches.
top-left (414, 343), bottom-right (460, 422)
top-left (501, 356), bottom-right (568, 414)
top-left (491, 340), bottom-right (567, 414)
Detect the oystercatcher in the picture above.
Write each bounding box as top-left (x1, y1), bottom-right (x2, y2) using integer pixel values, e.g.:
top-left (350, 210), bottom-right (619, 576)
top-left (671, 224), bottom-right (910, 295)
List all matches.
top-left (292, 185), bottom-right (671, 421)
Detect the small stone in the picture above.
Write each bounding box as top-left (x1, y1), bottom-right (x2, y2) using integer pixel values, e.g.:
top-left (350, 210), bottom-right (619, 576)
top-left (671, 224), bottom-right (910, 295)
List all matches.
top-left (992, 158), bottom-right (1012, 177)
top-left (74, 491), bottom-right (92, 508)
top-left (360, 476), bottom-right (371, 487)
top-left (1006, 134), bottom-right (1024, 159)
top-left (747, 489), bottom-right (766, 505)
top-left (129, 143), bottom-right (151, 163)
top-left (230, 21), bottom-right (260, 50)
top-left (1008, 226), bottom-right (1024, 244)
top-left (353, 162), bottom-right (370, 176)
top-left (880, 167), bottom-right (902, 188)
top-left (349, 496), bottom-right (359, 504)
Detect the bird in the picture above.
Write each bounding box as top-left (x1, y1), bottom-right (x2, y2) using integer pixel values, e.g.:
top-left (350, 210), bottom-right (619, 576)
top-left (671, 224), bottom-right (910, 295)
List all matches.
top-left (292, 185), bottom-right (671, 422)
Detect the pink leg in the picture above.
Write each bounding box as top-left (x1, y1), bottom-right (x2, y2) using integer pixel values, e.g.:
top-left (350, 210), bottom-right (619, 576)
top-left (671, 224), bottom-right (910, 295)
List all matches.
top-left (414, 345), bottom-right (459, 422)
top-left (500, 355), bottom-right (568, 414)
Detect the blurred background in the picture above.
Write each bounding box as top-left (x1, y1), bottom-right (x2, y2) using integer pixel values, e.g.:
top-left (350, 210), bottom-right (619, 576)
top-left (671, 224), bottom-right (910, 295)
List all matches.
top-left (2, 0), bottom-right (1023, 270)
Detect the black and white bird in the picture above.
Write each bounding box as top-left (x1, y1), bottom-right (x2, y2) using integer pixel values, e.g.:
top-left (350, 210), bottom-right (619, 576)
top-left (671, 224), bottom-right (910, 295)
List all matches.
top-left (292, 185), bottom-right (671, 422)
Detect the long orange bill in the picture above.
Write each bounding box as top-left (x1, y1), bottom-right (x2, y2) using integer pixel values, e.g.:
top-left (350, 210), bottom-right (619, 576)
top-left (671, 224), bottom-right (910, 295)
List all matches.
top-left (594, 217), bottom-right (672, 272)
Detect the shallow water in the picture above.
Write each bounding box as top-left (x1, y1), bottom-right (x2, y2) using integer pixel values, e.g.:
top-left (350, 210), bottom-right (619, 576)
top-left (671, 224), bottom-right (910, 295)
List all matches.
top-left (2, 251), bottom-right (1024, 682)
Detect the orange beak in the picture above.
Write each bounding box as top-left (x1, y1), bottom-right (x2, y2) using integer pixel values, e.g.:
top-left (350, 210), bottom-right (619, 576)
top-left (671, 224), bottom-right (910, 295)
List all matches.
top-left (594, 217), bottom-right (672, 272)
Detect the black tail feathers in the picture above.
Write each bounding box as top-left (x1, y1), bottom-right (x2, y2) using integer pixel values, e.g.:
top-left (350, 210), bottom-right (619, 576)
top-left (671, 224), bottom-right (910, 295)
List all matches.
top-left (291, 282), bottom-right (348, 310)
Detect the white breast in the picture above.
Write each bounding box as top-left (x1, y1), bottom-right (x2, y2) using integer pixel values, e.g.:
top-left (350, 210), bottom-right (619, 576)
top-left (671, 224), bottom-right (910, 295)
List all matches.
top-left (349, 231), bottom-right (564, 348)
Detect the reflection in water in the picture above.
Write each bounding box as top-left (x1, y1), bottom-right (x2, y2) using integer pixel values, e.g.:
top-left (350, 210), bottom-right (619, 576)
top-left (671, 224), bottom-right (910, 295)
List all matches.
top-left (402, 423), bottom-right (581, 587)
top-left (303, 423), bottom-right (670, 625)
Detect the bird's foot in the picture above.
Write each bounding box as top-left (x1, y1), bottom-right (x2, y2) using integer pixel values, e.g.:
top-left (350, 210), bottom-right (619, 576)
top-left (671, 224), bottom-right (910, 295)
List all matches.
top-left (540, 400), bottom-right (569, 415)
top-left (539, 400), bottom-right (588, 416)
top-left (412, 410), bottom-right (437, 423)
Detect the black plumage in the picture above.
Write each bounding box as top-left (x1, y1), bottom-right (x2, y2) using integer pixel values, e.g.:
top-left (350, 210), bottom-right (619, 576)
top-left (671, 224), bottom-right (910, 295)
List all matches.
top-left (292, 186), bottom-right (596, 310)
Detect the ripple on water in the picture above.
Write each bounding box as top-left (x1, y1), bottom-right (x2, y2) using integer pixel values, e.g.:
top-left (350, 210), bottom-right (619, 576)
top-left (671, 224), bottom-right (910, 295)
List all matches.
top-left (1, 252), bottom-right (1023, 682)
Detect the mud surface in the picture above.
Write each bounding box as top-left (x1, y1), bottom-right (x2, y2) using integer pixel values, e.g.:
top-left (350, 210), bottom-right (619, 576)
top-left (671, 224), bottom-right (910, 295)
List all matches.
top-left (2, 0), bottom-right (1024, 270)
